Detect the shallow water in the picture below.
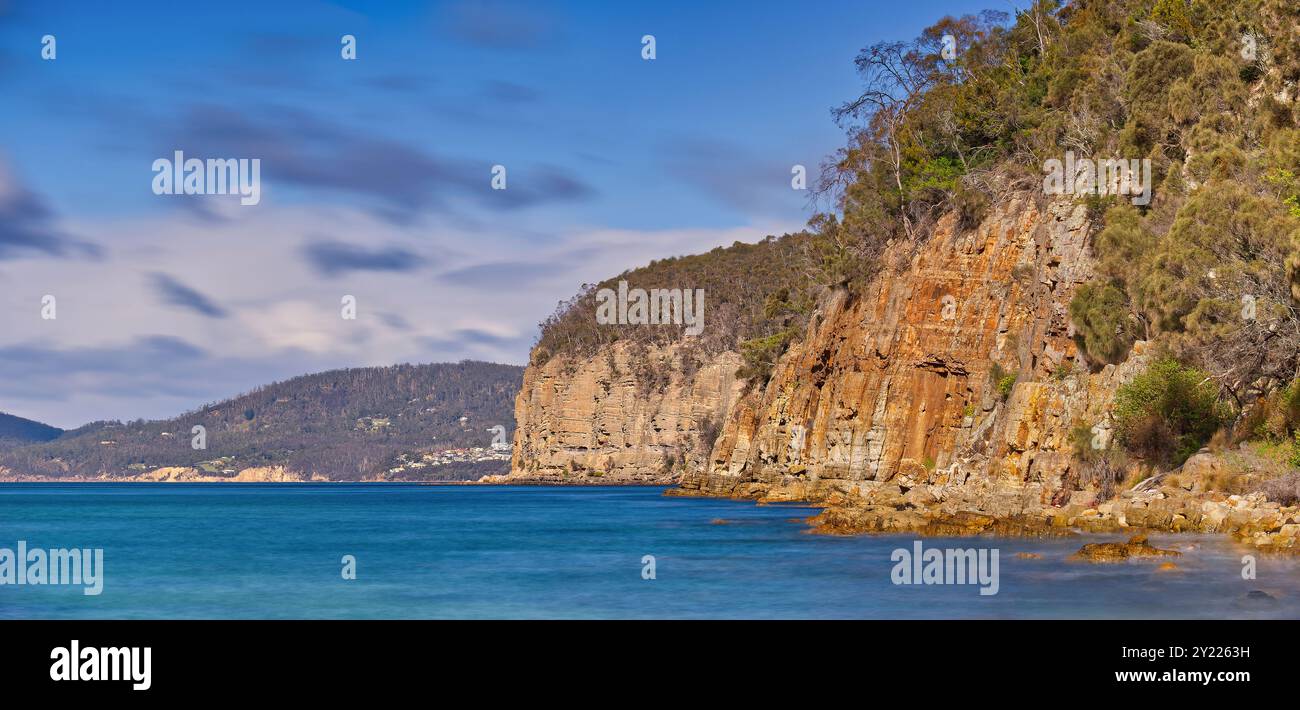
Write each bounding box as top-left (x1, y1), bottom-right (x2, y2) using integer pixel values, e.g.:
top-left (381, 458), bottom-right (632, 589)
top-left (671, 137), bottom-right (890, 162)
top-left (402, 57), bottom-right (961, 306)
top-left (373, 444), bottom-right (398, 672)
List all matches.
top-left (0, 483), bottom-right (1294, 619)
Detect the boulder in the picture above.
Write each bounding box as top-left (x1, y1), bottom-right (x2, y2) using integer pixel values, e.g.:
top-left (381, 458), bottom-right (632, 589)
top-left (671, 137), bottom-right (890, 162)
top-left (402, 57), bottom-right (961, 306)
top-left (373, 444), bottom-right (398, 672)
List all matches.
top-left (1071, 534), bottom-right (1181, 562)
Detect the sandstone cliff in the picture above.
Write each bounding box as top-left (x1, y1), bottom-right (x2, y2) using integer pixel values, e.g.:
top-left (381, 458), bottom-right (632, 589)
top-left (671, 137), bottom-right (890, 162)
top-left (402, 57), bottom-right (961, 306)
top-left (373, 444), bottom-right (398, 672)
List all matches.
top-left (510, 194), bottom-right (1127, 494)
top-left (505, 342), bottom-right (743, 483)
top-left (680, 195), bottom-right (1113, 502)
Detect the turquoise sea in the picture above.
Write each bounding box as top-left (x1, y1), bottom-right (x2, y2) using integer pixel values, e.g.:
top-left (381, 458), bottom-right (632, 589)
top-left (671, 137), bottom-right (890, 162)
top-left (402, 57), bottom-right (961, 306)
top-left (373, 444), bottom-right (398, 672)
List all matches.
top-left (0, 484), bottom-right (1295, 619)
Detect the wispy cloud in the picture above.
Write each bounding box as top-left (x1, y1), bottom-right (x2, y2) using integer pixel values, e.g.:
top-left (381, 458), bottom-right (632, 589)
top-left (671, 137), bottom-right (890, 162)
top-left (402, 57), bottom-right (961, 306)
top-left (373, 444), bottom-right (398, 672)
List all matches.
top-left (439, 260), bottom-right (568, 289)
top-left (0, 159), bottom-right (98, 260)
top-left (149, 273), bottom-right (229, 318)
top-left (169, 104), bottom-right (594, 221)
top-left (661, 136), bottom-right (804, 216)
top-left (303, 239), bottom-right (425, 277)
top-left (0, 336), bottom-right (296, 427)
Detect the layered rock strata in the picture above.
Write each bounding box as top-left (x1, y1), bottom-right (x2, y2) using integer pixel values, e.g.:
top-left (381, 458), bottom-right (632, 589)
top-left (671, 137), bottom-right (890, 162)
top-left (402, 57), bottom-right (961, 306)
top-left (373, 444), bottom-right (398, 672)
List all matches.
top-left (505, 342), bottom-right (742, 483)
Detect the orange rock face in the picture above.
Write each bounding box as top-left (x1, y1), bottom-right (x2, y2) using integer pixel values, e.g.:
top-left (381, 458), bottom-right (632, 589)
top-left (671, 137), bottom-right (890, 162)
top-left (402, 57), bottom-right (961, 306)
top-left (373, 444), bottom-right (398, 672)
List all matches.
top-left (513, 195), bottom-right (1151, 506)
top-left (690, 197), bottom-right (1104, 493)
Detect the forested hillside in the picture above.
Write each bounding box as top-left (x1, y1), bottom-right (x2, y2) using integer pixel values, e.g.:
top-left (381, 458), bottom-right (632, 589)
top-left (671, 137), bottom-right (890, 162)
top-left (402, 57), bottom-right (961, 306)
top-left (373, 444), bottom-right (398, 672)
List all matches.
top-left (532, 232), bottom-right (825, 384)
top-left (0, 361), bottom-right (522, 481)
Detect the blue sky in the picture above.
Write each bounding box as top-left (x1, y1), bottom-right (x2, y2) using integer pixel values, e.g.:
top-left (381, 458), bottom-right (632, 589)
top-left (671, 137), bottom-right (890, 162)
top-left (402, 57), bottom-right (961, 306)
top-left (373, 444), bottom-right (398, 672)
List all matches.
top-left (0, 0), bottom-right (1010, 427)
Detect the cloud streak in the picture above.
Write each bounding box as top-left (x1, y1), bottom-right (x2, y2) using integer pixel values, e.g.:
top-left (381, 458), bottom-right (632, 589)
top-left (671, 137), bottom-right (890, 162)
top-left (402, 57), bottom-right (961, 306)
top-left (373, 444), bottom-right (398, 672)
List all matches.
top-left (0, 160), bottom-right (98, 260)
top-left (170, 104), bottom-right (594, 221)
top-left (661, 136), bottom-right (805, 216)
top-left (149, 273), bottom-right (228, 318)
top-left (303, 240), bottom-right (425, 277)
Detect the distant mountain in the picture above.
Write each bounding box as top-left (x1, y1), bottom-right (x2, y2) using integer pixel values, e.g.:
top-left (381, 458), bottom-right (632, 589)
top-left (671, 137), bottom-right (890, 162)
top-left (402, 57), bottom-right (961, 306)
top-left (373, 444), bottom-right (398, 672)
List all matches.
top-left (0, 413), bottom-right (63, 451)
top-left (0, 361), bottom-right (523, 481)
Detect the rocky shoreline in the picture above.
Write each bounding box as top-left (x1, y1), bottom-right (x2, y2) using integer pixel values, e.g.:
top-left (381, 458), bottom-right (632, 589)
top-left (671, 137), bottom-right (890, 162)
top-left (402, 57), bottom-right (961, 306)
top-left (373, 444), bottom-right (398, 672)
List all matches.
top-left (9, 461), bottom-right (1297, 557)
top-left (670, 464), bottom-right (1300, 556)
top-left (475, 474), bottom-right (663, 486)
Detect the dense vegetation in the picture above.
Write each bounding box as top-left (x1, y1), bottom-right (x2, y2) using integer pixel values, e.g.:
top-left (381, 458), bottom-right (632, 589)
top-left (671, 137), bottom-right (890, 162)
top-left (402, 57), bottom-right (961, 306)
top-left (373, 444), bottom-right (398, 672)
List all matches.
top-left (0, 362), bottom-right (522, 481)
top-left (1112, 358), bottom-right (1229, 466)
top-left (532, 233), bottom-right (822, 385)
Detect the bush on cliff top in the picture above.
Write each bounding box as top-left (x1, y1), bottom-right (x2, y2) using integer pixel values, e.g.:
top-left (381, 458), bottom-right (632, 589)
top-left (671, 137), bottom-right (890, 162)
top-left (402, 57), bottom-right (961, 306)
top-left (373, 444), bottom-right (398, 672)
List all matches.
top-left (532, 233), bottom-right (819, 370)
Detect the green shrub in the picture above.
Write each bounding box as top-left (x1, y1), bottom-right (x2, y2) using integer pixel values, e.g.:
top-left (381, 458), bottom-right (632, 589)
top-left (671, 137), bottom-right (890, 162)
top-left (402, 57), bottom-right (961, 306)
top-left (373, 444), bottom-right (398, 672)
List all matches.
top-left (1070, 421), bottom-right (1100, 463)
top-left (736, 328), bottom-right (798, 385)
top-left (1150, 0), bottom-right (1195, 43)
top-left (1113, 358), bottom-right (1228, 466)
top-left (989, 362), bottom-right (1017, 401)
top-left (1264, 168), bottom-right (1300, 219)
top-left (1069, 282), bottom-right (1136, 365)
top-left (997, 374), bottom-right (1018, 400)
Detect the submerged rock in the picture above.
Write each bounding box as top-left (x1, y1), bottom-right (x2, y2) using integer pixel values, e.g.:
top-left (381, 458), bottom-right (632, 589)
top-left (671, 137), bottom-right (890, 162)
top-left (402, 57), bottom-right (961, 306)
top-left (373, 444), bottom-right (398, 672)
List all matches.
top-left (1070, 534), bottom-right (1181, 562)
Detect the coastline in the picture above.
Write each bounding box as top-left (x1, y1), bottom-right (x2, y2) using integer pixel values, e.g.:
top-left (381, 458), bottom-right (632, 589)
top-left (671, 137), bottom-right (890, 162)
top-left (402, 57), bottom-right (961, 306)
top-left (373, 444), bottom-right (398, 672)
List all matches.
top-left (669, 471), bottom-right (1300, 555)
top-left (8, 469), bottom-right (1297, 555)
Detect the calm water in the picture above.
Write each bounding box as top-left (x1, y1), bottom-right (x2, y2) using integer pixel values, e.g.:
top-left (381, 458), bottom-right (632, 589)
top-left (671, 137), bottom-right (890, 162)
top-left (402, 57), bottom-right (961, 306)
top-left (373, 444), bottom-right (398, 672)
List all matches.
top-left (0, 483), bottom-right (1295, 619)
